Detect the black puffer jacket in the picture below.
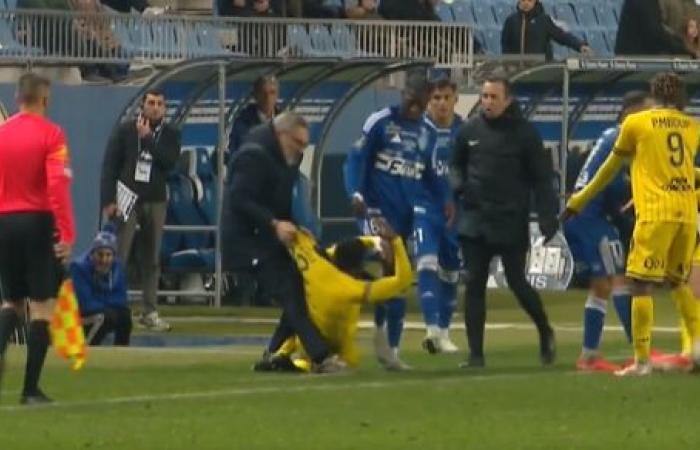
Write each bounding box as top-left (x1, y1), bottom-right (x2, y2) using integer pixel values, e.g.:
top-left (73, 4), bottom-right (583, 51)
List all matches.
top-left (450, 101), bottom-right (558, 247)
top-left (615, 0), bottom-right (689, 56)
top-left (501, 0), bottom-right (584, 61)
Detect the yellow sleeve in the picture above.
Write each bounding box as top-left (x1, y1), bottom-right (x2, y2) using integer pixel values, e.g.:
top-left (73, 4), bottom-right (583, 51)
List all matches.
top-left (613, 115), bottom-right (637, 156)
top-left (567, 151), bottom-right (626, 213)
top-left (275, 337), bottom-right (299, 357)
top-left (365, 237), bottom-right (412, 303)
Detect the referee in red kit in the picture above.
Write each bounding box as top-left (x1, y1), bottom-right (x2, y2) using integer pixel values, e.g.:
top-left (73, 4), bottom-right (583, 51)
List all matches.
top-left (0, 73), bottom-right (76, 405)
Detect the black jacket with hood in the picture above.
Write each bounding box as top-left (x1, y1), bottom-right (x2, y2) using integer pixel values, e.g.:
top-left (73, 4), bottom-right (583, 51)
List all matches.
top-left (450, 101), bottom-right (558, 247)
top-left (501, 0), bottom-right (585, 61)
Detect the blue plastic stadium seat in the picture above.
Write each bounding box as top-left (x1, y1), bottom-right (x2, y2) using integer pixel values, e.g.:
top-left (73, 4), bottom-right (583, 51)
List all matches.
top-left (287, 25), bottom-right (323, 57)
top-left (594, 3), bottom-right (618, 28)
top-left (477, 27), bottom-right (500, 55)
top-left (605, 30), bottom-right (617, 51)
top-left (330, 23), bottom-right (357, 57)
top-left (586, 29), bottom-right (610, 56)
top-left (436, 3), bottom-right (454, 22)
top-left (451, 1), bottom-right (476, 25)
top-left (308, 24), bottom-right (337, 56)
top-left (194, 147), bottom-right (216, 228)
top-left (472, 2), bottom-right (497, 27)
top-left (194, 23), bottom-right (230, 56)
top-left (492, 2), bottom-right (514, 26)
top-left (553, 3), bottom-right (578, 28)
top-left (574, 3), bottom-right (599, 28)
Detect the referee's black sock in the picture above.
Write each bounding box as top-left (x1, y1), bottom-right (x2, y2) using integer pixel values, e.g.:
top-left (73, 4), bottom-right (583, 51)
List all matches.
top-left (23, 320), bottom-right (49, 396)
top-left (0, 308), bottom-right (19, 357)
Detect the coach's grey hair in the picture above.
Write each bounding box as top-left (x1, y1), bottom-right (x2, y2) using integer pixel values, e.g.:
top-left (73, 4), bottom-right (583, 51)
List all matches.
top-left (273, 111), bottom-right (308, 132)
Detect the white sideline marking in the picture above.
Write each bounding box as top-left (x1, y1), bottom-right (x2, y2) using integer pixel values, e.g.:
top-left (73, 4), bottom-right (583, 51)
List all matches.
top-left (0, 371), bottom-right (568, 412)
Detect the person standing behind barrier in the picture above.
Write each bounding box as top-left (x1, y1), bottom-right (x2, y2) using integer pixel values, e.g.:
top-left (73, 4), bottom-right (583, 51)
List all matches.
top-left (0, 73), bottom-right (76, 405)
top-left (501, 0), bottom-right (592, 61)
top-left (100, 89), bottom-right (181, 332)
top-left (450, 74), bottom-right (559, 369)
top-left (228, 75), bottom-right (280, 156)
top-left (222, 112), bottom-right (345, 373)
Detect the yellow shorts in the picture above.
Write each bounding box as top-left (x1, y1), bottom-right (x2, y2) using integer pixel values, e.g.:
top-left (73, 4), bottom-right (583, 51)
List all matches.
top-left (627, 221), bottom-right (696, 284)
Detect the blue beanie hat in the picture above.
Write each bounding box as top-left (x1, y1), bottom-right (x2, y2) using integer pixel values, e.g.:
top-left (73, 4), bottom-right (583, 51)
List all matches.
top-left (91, 223), bottom-right (118, 254)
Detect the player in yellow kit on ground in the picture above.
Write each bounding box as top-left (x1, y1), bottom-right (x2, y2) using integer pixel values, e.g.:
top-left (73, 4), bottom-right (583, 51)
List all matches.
top-left (563, 72), bottom-right (700, 376)
top-left (254, 220), bottom-right (413, 372)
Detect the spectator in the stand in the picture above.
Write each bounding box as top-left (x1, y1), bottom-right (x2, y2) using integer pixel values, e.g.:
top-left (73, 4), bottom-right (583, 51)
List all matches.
top-left (501, 0), bottom-right (592, 61)
top-left (101, 89), bottom-right (181, 332)
top-left (100, 0), bottom-right (148, 13)
top-left (70, 225), bottom-right (132, 346)
top-left (683, 18), bottom-right (700, 58)
top-left (228, 75), bottom-right (280, 155)
top-left (659, 0), bottom-right (700, 38)
top-left (616, 0), bottom-right (690, 56)
top-left (302, 0), bottom-right (343, 18)
top-left (379, 0), bottom-right (440, 21)
top-left (219, 0), bottom-right (279, 16)
top-left (344, 0), bottom-right (381, 20)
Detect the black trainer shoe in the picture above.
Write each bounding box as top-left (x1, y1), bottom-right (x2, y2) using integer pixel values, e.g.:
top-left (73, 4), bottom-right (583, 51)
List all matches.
top-left (421, 336), bottom-right (440, 355)
top-left (20, 389), bottom-right (53, 406)
top-left (458, 354), bottom-right (485, 369)
top-left (540, 327), bottom-right (556, 366)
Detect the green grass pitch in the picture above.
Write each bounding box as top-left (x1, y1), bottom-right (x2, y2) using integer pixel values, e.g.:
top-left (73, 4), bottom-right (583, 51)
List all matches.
top-left (1, 289), bottom-right (699, 450)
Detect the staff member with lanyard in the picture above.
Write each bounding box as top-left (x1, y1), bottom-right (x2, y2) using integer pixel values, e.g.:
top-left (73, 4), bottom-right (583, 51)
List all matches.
top-left (0, 73), bottom-right (76, 404)
top-left (101, 89), bottom-right (181, 332)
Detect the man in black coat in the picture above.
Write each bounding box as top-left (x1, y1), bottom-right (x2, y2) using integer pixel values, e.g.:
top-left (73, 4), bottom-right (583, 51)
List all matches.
top-left (228, 75), bottom-right (280, 156)
top-left (450, 74), bottom-right (558, 368)
top-left (101, 89), bottom-right (180, 332)
top-left (615, 0), bottom-right (690, 56)
top-left (501, 0), bottom-right (591, 61)
top-left (222, 112), bottom-right (344, 373)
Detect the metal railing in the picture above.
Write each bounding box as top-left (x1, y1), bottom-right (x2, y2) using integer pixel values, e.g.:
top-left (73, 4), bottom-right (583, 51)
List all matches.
top-left (0, 9), bottom-right (474, 68)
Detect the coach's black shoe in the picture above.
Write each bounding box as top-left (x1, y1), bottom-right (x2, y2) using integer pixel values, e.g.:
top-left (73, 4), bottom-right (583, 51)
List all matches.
top-left (458, 354), bottom-right (485, 369)
top-left (540, 327), bottom-right (556, 366)
top-left (20, 389), bottom-right (53, 406)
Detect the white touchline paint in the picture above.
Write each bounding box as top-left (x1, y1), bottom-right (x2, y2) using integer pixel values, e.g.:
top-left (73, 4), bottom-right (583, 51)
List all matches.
top-left (0, 371), bottom-right (575, 412)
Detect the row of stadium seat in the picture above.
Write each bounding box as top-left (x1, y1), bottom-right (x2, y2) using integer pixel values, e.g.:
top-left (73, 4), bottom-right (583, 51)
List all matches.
top-left (162, 148), bottom-right (216, 272)
top-left (437, 0), bottom-right (622, 56)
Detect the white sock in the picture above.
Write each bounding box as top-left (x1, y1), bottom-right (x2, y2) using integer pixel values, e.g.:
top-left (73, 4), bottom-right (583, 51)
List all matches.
top-left (426, 325), bottom-right (440, 338)
top-left (391, 347), bottom-right (400, 359)
top-left (439, 328), bottom-right (450, 340)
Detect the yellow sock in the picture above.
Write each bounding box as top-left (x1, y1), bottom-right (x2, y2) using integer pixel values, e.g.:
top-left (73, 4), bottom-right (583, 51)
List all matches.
top-left (632, 296), bottom-right (653, 363)
top-left (671, 285), bottom-right (700, 355)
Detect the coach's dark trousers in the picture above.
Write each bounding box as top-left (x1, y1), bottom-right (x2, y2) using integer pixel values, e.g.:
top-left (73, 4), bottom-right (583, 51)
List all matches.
top-left (257, 253), bottom-right (330, 364)
top-left (461, 236), bottom-right (551, 358)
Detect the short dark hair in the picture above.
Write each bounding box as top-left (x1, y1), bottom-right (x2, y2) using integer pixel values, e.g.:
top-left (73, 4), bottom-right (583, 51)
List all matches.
top-left (17, 72), bottom-right (50, 104)
top-left (404, 73), bottom-right (434, 97)
top-left (333, 238), bottom-right (368, 274)
top-left (142, 89), bottom-right (165, 103)
top-left (483, 72), bottom-right (512, 97)
top-left (650, 72), bottom-right (686, 110)
top-left (618, 90), bottom-right (650, 121)
top-left (253, 74), bottom-right (278, 97)
top-left (431, 78), bottom-right (457, 93)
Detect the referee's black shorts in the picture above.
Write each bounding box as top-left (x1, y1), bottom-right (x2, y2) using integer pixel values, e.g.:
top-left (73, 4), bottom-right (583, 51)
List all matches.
top-left (0, 212), bottom-right (62, 302)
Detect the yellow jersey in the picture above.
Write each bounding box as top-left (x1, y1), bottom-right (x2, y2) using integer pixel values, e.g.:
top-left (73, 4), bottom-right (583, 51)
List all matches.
top-left (281, 231), bottom-right (412, 367)
top-left (614, 108), bottom-right (700, 223)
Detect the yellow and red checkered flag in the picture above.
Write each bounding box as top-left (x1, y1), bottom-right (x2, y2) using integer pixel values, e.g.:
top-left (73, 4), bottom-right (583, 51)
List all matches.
top-left (50, 279), bottom-right (86, 371)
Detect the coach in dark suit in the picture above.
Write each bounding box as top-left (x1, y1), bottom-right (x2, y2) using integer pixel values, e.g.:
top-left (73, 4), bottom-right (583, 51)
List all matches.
top-left (450, 74), bottom-right (559, 369)
top-left (222, 112), bottom-right (343, 373)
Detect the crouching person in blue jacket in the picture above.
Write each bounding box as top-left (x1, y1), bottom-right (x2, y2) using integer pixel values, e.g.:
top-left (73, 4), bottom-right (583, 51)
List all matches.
top-left (70, 225), bottom-right (132, 346)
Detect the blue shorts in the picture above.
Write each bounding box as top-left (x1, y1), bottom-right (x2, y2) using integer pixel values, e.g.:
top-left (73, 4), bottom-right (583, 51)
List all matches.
top-left (413, 211), bottom-right (461, 281)
top-left (564, 216), bottom-right (625, 278)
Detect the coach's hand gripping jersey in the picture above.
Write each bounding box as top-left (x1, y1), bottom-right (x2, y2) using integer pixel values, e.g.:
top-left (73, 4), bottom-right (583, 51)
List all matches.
top-left (343, 106), bottom-right (438, 236)
top-left (278, 231), bottom-right (412, 368)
